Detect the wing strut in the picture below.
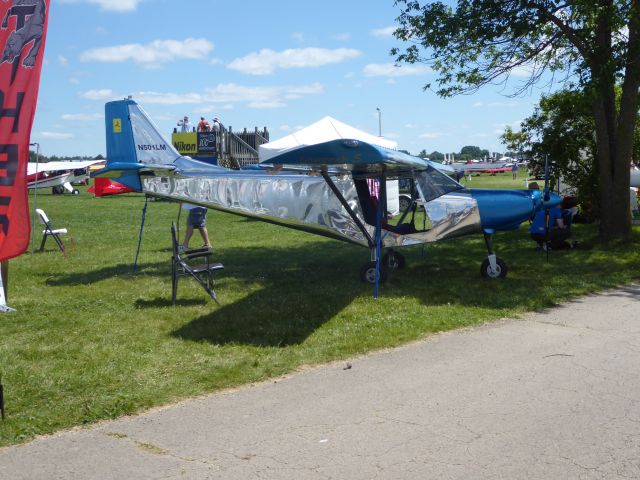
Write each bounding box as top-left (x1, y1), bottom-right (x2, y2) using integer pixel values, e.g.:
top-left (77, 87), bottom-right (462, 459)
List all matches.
top-left (321, 172), bottom-right (374, 248)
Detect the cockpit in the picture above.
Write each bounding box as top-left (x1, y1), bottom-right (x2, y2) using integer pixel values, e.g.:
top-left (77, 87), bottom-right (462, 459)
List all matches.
top-left (354, 166), bottom-right (464, 234)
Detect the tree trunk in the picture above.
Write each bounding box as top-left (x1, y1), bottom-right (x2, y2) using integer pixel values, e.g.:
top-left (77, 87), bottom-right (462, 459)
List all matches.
top-left (591, 0), bottom-right (633, 242)
top-left (611, 0), bottom-right (640, 238)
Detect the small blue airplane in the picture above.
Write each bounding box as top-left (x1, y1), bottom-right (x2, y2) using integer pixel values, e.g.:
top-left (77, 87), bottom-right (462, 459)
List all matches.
top-left (94, 98), bottom-right (561, 285)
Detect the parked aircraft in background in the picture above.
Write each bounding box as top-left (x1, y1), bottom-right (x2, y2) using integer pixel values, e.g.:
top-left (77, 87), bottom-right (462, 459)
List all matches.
top-left (450, 161), bottom-right (513, 175)
top-left (631, 166), bottom-right (640, 188)
top-left (28, 160), bottom-right (104, 194)
top-left (88, 177), bottom-right (135, 197)
top-left (94, 99), bottom-right (560, 283)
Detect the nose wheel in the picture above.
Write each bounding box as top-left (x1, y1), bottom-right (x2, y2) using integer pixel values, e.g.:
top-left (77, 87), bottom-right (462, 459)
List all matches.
top-left (382, 250), bottom-right (405, 270)
top-left (360, 261), bottom-right (388, 284)
top-left (481, 232), bottom-right (507, 278)
top-left (480, 256), bottom-right (507, 278)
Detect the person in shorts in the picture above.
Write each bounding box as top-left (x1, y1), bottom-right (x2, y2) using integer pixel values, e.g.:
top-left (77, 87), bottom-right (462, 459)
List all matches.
top-left (182, 203), bottom-right (211, 250)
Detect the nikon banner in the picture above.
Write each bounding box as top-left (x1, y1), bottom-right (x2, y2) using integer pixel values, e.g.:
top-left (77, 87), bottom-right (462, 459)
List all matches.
top-left (172, 131), bottom-right (217, 157)
top-left (0, 0), bottom-right (50, 262)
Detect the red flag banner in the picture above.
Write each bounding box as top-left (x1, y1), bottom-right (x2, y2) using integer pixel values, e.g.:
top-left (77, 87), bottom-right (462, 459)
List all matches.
top-left (0, 0), bottom-right (49, 261)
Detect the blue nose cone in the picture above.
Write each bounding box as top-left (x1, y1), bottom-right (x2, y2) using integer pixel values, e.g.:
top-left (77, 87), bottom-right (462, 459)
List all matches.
top-left (467, 188), bottom-right (562, 232)
top-left (543, 191), bottom-right (562, 210)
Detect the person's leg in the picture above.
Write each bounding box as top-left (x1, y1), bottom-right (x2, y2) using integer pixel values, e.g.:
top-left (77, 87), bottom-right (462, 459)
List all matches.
top-left (531, 233), bottom-right (546, 250)
top-left (183, 225), bottom-right (194, 248)
top-left (198, 227), bottom-right (211, 247)
top-left (549, 228), bottom-right (571, 249)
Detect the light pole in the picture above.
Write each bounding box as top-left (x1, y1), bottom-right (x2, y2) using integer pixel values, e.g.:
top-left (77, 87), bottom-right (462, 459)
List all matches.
top-left (29, 142), bottom-right (40, 253)
top-left (376, 107), bottom-right (382, 137)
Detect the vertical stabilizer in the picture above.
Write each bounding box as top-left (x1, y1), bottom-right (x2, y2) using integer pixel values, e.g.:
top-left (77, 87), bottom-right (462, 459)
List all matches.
top-left (98, 99), bottom-right (181, 190)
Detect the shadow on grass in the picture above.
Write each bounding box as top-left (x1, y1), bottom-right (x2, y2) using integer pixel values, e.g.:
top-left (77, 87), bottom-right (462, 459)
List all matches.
top-left (173, 225), bottom-right (640, 347)
top-left (173, 241), bottom-right (367, 347)
top-left (135, 297), bottom-right (207, 308)
top-left (42, 223), bottom-right (639, 348)
top-left (45, 261), bottom-right (170, 286)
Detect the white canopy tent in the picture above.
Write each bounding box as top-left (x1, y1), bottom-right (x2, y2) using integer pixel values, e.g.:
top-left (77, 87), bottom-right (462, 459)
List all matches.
top-left (259, 116), bottom-right (400, 214)
top-left (258, 116), bottom-right (397, 163)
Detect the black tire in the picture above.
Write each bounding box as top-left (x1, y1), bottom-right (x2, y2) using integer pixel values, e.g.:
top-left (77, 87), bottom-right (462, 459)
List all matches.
top-left (382, 251), bottom-right (406, 270)
top-left (398, 194), bottom-right (412, 212)
top-left (359, 261), bottom-right (388, 284)
top-left (480, 257), bottom-right (507, 278)
top-left (52, 185), bottom-right (64, 195)
top-left (72, 189), bottom-right (80, 195)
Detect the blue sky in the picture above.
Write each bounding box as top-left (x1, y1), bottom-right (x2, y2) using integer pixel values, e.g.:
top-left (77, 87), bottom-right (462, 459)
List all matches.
top-left (32, 0), bottom-right (549, 157)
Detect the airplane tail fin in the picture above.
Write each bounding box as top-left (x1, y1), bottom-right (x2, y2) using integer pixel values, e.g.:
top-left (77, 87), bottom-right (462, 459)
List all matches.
top-left (93, 98), bottom-right (180, 191)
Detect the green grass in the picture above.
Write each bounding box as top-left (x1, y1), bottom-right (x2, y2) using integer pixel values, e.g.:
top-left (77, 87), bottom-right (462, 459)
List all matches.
top-left (458, 168), bottom-right (534, 189)
top-left (1, 183), bottom-right (639, 447)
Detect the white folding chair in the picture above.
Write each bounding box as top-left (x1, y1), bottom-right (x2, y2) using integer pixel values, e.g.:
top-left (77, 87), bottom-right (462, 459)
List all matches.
top-left (35, 209), bottom-right (67, 253)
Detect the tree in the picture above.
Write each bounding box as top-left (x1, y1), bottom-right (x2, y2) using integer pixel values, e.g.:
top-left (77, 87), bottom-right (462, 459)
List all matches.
top-left (428, 150), bottom-right (444, 161)
top-left (460, 145), bottom-right (491, 159)
top-left (502, 89), bottom-right (600, 217)
top-left (393, 0), bottom-right (640, 241)
top-left (502, 88), bottom-right (640, 219)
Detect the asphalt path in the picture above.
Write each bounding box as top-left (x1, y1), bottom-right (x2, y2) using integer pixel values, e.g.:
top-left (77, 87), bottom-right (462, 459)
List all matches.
top-left (2, 285), bottom-right (640, 479)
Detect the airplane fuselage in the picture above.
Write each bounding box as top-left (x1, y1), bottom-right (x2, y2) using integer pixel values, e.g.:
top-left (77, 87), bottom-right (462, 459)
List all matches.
top-left (140, 159), bottom-right (483, 248)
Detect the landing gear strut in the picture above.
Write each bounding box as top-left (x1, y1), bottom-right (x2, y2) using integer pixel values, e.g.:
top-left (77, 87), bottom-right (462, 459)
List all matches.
top-left (480, 232), bottom-right (507, 278)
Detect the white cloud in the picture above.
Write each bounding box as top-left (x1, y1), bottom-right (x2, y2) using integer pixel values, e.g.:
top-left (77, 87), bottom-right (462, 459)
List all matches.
top-left (79, 89), bottom-right (117, 100)
top-left (419, 132), bottom-right (448, 139)
top-left (248, 100), bottom-right (286, 109)
top-left (473, 101), bottom-right (521, 108)
top-left (79, 83), bottom-right (325, 109)
top-left (59, 0), bottom-right (141, 12)
top-left (370, 26), bottom-right (396, 38)
top-left (58, 55), bottom-right (69, 67)
top-left (61, 113), bottom-right (104, 121)
top-left (194, 104), bottom-right (234, 114)
top-left (405, 123), bottom-right (415, 129)
top-left (228, 48), bottom-right (362, 75)
top-left (80, 38), bottom-right (214, 67)
top-left (332, 33), bottom-right (351, 41)
top-left (363, 63), bottom-right (431, 77)
top-left (40, 132), bottom-right (74, 140)
top-left (509, 65), bottom-right (534, 78)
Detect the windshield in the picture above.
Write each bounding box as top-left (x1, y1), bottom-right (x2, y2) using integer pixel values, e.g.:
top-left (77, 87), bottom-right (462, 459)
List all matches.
top-left (415, 167), bottom-right (463, 203)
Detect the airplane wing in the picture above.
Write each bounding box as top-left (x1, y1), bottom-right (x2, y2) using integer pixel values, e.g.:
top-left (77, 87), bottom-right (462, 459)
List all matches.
top-left (450, 162), bottom-right (509, 173)
top-left (28, 160), bottom-right (105, 175)
top-left (262, 139), bottom-right (455, 176)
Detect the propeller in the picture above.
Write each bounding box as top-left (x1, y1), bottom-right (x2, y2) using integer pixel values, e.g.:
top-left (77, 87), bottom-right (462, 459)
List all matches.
top-left (543, 155), bottom-right (550, 202)
top-left (543, 155), bottom-right (550, 261)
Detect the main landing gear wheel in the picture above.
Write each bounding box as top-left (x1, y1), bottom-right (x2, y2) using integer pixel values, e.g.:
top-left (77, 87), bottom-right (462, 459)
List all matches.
top-left (360, 261), bottom-right (388, 284)
top-left (480, 257), bottom-right (507, 278)
top-left (382, 251), bottom-right (406, 270)
top-left (72, 189), bottom-right (80, 195)
top-left (398, 194), bottom-right (412, 212)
